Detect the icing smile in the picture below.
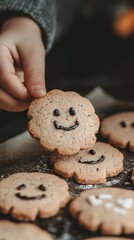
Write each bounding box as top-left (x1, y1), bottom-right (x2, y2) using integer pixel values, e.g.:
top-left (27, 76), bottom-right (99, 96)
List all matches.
top-left (79, 155), bottom-right (106, 164)
top-left (15, 192), bottom-right (46, 200)
top-left (54, 120), bottom-right (80, 131)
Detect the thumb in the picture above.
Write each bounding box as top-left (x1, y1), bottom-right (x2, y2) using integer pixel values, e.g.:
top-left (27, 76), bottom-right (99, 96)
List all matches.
top-left (19, 42), bottom-right (46, 98)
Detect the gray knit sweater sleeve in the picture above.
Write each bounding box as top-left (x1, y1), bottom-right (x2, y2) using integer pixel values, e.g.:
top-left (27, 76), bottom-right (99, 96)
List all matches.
top-left (0, 0), bottom-right (56, 51)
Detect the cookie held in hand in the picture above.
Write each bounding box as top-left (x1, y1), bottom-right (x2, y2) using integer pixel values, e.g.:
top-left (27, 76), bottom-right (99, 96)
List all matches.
top-left (100, 112), bottom-right (134, 151)
top-left (0, 172), bottom-right (70, 221)
top-left (51, 142), bottom-right (124, 184)
top-left (28, 89), bottom-right (99, 155)
top-left (0, 221), bottom-right (52, 240)
top-left (70, 188), bottom-right (134, 235)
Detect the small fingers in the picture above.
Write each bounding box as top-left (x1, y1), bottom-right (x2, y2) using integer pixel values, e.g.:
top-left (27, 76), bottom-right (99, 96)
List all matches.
top-left (0, 88), bottom-right (31, 112)
top-left (15, 67), bottom-right (24, 83)
top-left (0, 44), bottom-right (30, 101)
top-left (18, 41), bottom-right (46, 98)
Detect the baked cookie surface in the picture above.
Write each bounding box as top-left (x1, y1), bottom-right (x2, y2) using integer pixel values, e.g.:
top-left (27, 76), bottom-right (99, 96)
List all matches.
top-left (0, 220), bottom-right (52, 240)
top-left (51, 142), bottom-right (124, 184)
top-left (0, 172), bottom-right (70, 221)
top-left (70, 188), bottom-right (134, 235)
top-left (28, 89), bottom-right (99, 155)
top-left (100, 112), bottom-right (134, 151)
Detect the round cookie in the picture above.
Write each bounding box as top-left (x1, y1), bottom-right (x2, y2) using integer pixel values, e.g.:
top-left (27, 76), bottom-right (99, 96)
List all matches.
top-left (100, 112), bottom-right (134, 151)
top-left (70, 188), bottom-right (134, 235)
top-left (0, 172), bottom-right (70, 221)
top-left (85, 238), bottom-right (131, 240)
top-left (51, 142), bottom-right (124, 184)
top-left (0, 220), bottom-right (52, 240)
top-left (28, 89), bottom-right (100, 155)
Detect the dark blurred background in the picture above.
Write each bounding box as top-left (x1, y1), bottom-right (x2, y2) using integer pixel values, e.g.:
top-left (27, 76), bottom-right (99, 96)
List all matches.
top-left (0, 0), bottom-right (134, 143)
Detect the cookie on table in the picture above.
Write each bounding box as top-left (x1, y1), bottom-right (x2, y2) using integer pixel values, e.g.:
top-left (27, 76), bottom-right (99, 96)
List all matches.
top-left (70, 188), bottom-right (134, 235)
top-left (100, 112), bottom-right (134, 151)
top-left (0, 172), bottom-right (70, 221)
top-left (51, 142), bottom-right (124, 184)
top-left (0, 220), bottom-right (52, 240)
top-left (84, 238), bottom-right (131, 240)
top-left (28, 89), bottom-right (99, 155)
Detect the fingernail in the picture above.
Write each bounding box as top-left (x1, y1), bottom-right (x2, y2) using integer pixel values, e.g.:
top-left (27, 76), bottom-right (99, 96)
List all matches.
top-left (31, 85), bottom-right (46, 96)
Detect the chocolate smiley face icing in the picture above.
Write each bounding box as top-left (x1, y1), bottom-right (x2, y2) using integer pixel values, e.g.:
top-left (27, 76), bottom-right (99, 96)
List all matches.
top-left (15, 183), bottom-right (46, 200)
top-left (100, 112), bottom-right (134, 151)
top-left (0, 172), bottom-right (70, 221)
top-left (51, 142), bottom-right (124, 184)
top-left (28, 89), bottom-right (100, 155)
top-left (70, 188), bottom-right (134, 235)
top-left (0, 220), bottom-right (52, 240)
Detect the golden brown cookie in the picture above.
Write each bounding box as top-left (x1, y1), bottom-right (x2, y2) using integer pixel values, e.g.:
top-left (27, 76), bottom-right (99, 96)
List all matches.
top-left (70, 188), bottom-right (134, 235)
top-left (0, 172), bottom-right (70, 221)
top-left (51, 142), bottom-right (124, 184)
top-left (100, 112), bottom-right (134, 151)
top-left (28, 89), bottom-right (99, 155)
top-left (0, 220), bottom-right (52, 240)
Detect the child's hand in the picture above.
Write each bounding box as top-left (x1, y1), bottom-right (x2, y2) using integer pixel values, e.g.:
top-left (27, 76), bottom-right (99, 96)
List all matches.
top-left (0, 17), bottom-right (46, 112)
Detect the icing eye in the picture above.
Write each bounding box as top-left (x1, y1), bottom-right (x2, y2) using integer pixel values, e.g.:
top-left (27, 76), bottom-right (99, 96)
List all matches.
top-left (16, 184), bottom-right (26, 190)
top-left (53, 109), bottom-right (60, 116)
top-left (88, 149), bottom-right (96, 155)
top-left (120, 121), bottom-right (127, 127)
top-left (69, 107), bottom-right (76, 116)
top-left (38, 184), bottom-right (46, 191)
top-left (131, 123), bottom-right (134, 128)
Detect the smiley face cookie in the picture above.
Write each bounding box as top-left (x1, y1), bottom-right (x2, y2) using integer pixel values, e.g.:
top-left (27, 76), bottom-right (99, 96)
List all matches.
top-left (0, 172), bottom-right (70, 221)
top-left (51, 142), bottom-right (124, 184)
top-left (70, 188), bottom-right (134, 235)
top-left (0, 221), bottom-right (52, 240)
top-left (100, 112), bottom-right (134, 151)
top-left (28, 89), bottom-right (99, 155)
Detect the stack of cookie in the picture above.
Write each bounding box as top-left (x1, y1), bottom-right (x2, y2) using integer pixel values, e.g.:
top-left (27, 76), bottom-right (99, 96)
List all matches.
top-left (28, 89), bottom-right (124, 185)
top-left (0, 89), bottom-right (134, 239)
